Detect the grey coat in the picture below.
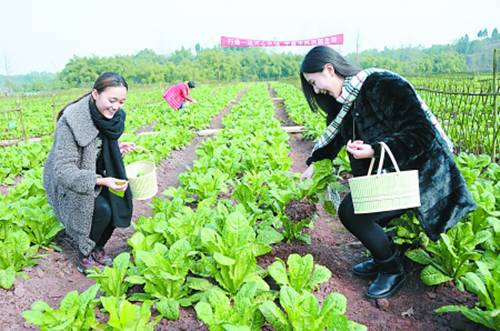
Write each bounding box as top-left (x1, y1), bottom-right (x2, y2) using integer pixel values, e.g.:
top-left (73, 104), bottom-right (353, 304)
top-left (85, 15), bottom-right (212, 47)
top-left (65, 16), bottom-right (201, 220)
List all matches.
top-left (43, 95), bottom-right (103, 256)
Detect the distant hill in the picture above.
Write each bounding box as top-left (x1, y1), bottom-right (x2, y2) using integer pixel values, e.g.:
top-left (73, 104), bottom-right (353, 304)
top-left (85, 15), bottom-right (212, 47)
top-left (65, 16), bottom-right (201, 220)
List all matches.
top-left (346, 29), bottom-right (500, 75)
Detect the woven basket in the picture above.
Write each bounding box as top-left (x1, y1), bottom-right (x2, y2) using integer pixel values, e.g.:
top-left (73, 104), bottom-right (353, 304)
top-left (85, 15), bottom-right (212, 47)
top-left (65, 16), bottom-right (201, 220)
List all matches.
top-left (348, 142), bottom-right (420, 214)
top-left (125, 149), bottom-right (158, 200)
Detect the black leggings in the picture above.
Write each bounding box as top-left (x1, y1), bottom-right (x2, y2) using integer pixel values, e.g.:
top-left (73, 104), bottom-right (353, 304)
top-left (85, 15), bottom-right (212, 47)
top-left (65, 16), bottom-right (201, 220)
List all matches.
top-left (338, 193), bottom-right (406, 260)
top-left (89, 194), bottom-right (115, 249)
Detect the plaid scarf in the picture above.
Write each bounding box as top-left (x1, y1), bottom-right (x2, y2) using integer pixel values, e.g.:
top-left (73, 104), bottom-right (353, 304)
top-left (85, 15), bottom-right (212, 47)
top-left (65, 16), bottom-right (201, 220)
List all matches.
top-left (312, 68), bottom-right (453, 154)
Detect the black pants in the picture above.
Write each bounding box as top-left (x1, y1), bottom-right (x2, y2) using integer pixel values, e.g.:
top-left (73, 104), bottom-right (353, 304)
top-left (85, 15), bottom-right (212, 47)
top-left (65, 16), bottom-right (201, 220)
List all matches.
top-left (89, 193), bottom-right (115, 250)
top-left (338, 193), bottom-right (406, 260)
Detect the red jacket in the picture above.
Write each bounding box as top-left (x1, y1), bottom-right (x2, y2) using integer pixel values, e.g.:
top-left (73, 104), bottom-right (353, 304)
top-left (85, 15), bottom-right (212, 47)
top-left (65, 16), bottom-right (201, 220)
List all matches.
top-left (163, 82), bottom-right (192, 110)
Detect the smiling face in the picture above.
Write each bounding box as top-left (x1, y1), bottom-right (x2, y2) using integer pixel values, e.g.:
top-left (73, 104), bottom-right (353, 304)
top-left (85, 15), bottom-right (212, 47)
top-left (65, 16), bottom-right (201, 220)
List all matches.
top-left (302, 63), bottom-right (344, 98)
top-left (91, 86), bottom-right (127, 119)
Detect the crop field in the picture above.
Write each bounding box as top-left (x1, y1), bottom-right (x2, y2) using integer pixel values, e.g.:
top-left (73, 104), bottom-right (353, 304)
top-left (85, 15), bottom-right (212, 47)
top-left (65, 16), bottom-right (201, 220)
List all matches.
top-left (0, 81), bottom-right (498, 330)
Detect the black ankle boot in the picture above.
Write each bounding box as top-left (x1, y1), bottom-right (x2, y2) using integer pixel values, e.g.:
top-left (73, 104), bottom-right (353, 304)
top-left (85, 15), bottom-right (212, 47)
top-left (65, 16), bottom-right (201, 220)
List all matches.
top-left (352, 258), bottom-right (379, 279)
top-left (366, 249), bottom-right (405, 299)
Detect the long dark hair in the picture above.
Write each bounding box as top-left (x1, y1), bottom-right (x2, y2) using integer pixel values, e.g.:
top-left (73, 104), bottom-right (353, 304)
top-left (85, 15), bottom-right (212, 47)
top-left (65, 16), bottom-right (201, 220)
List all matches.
top-left (57, 72), bottom-right (129, 121)
top-left (300, 46), bottom-right (360, 113)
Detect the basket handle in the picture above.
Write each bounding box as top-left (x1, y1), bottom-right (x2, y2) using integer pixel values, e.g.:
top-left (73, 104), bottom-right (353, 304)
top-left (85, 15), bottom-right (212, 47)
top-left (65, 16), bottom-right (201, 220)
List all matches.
top-left (367, 142), bottom-right (401, 176)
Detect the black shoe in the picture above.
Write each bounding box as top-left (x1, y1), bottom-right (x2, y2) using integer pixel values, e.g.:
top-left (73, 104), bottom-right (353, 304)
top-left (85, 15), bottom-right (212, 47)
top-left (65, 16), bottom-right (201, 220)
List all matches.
top-left (352, 258), bottom-right (379, 279)
top-left (366, 249), bottom-right (405, 299)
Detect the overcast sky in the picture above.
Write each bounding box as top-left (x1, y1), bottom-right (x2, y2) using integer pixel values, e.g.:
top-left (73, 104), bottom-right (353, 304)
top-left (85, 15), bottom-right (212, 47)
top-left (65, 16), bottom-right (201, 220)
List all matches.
top-left (1, 0), bottom-right (498, 75)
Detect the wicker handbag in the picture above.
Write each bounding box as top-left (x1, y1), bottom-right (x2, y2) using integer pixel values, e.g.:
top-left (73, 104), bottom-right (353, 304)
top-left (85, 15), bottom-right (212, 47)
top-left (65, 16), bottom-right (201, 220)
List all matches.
top-left (348, 142), bottom-right (421, 214)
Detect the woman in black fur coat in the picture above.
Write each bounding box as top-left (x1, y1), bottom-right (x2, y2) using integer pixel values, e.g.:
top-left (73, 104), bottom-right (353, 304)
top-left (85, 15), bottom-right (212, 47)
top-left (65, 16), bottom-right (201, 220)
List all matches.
top-left (299, 46), bottom-right (476, 299)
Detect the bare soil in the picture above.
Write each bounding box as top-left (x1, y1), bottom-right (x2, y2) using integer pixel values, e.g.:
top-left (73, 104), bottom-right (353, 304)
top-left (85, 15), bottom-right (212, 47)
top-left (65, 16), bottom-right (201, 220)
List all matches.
top-left (0, 87), bottom-right (486, 331)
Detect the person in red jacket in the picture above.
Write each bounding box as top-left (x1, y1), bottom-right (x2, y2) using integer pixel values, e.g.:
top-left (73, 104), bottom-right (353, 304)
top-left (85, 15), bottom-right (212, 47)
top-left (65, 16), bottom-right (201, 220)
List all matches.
top-left (162, 80), bottom-right (196, 110)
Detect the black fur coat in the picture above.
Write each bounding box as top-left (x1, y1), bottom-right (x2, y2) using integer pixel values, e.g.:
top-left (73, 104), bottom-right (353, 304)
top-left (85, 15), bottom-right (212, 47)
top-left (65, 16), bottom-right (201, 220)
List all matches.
top-left (307, 72), bottom-right (476, 240)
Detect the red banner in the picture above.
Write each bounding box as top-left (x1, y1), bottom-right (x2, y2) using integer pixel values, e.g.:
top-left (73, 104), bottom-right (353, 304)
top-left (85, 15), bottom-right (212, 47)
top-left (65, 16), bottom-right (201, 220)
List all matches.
top-left (221, 34), bottom-right (344, 48)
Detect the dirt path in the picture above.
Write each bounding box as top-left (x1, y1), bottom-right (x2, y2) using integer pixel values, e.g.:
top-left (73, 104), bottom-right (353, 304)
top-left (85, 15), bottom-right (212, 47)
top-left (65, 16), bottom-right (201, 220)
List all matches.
top-left (0, 90), bottom-right (246, 331)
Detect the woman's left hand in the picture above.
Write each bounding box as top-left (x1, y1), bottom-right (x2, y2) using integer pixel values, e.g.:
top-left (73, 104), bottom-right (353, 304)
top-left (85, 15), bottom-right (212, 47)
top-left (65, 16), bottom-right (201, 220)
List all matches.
top-left (346, 140), bottom-right (374, 159)
top-left (119, 142), bottom-right (136, 155)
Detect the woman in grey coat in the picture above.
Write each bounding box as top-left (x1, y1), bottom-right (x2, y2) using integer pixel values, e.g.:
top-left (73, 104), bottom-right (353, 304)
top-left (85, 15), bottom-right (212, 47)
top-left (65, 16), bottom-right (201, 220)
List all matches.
top-left (44, 72), bottom-right (135, 272)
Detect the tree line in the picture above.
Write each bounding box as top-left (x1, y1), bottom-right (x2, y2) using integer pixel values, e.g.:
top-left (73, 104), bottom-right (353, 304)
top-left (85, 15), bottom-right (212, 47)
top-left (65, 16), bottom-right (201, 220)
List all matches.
top-left (57, 47), bottom-right (303, 87)
top-left (1, 28), bottom-right (499, 93)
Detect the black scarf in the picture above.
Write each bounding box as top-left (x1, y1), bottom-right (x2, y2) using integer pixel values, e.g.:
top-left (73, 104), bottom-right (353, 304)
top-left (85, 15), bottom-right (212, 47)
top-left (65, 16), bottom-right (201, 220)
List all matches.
top-left (89, 98), bottom-right (133, 228)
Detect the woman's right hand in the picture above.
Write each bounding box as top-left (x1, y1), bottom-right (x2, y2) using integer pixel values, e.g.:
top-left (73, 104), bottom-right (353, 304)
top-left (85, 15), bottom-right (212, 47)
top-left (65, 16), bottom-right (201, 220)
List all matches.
top-left (97, 177), bottom-right (128, 191)
top-left (301, 164), bottom-right (314, 181)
